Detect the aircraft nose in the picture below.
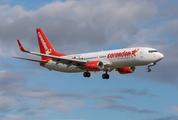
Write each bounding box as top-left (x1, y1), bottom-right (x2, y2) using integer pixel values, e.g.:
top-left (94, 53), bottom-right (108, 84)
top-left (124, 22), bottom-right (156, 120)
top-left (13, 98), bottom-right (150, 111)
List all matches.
top-left (157, 52), bottom-right (164, 61)
top-left (160, 53), bottom-right (164, 59)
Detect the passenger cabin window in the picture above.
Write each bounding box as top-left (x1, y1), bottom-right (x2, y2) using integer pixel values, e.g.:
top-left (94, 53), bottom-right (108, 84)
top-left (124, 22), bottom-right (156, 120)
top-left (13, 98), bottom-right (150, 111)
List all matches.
top-left (148, 50), bottom-right (157, 53)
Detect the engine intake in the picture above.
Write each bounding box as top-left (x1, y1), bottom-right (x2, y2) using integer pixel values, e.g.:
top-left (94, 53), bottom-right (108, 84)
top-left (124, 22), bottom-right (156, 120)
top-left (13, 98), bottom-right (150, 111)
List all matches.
top-left (118, 67), bottom-right (136, 74)
top-left (86, 61), bottom-right (104, 71)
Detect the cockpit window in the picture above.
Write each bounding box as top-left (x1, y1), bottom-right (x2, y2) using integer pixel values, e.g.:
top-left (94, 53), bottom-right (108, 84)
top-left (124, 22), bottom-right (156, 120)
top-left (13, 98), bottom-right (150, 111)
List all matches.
top-left (148, 50), bottom-right (157, 53)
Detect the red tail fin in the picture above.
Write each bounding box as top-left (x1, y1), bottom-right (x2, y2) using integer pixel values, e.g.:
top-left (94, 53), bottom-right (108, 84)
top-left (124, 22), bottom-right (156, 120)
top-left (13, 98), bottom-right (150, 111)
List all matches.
top-left (36, 28), bottom-right (66, 60)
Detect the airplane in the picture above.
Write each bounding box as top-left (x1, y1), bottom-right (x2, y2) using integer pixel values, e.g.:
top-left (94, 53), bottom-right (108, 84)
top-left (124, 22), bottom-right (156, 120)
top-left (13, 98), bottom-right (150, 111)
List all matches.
top-left (14, 28), bottom-right (164, 79)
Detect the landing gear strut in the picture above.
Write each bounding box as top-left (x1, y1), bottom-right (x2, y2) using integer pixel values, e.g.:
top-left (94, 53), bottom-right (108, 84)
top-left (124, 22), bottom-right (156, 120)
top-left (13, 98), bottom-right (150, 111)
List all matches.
top-left (83, 71), bottom-right (91, 78)
top-left (147, 62), bottom-right (156, 72)
top-left (102, 71), bottom-right (109, 79)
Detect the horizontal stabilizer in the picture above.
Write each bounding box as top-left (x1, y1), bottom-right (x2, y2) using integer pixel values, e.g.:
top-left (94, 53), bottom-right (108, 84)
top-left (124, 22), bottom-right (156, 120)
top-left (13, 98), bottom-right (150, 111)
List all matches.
top-left (16, 40), bottom-right (87, 65)
top-left (13, 57), bottom-right (47, 63)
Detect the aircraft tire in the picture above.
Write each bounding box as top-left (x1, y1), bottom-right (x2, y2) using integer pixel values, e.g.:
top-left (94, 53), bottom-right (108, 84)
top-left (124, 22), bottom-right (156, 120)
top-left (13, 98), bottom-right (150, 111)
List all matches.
top-left (105, 74), bottom-right (109, 79)
top-left (87, 72), bottom-right (91, 77)
top-left (83, 72), bottom-right (87, 77)
top-left (147, 68), bottom-right (151, 72)
top-left (83, 72), bottom-right (91, 78)
top-left (102, 74), bottom-right (106, 79)
top-left (102, 74), bottom-right (109, 79)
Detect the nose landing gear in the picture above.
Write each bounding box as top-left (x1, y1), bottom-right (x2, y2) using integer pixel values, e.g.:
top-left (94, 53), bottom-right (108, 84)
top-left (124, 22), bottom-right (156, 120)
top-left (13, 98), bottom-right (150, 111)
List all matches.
top-left (147, 67), bottom-right (151, 72)
top-left (147, 62), bottom-right (156, 72)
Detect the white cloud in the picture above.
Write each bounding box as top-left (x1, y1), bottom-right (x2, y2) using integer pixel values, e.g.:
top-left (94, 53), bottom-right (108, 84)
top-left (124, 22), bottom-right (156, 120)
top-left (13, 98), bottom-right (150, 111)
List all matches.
top-left (93, 98), bottom-right (158, 114)
top-left (0, 69), bottom-right (86, 116)
top-left (0, 95), bottom-right (19, 108)
top-left (0, 0), bottom-right (177, 83)
top-left (170, 106), bottom-right (178, 115)
top-left (0, 1), bottom-right (178, 119)
top-left (55, 119), bottom-right (85, 120)
top-left (0, 115), bottom-right (30, 120)
top-left (0, 0), bottom-right (161, 55)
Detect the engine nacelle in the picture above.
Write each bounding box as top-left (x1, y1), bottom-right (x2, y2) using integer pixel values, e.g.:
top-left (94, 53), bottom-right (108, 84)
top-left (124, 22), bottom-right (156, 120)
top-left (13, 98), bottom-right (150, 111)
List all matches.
top-left (118, 67), bottom-right (136, 74)
top-left (86, 61), bottom-right (104, 71)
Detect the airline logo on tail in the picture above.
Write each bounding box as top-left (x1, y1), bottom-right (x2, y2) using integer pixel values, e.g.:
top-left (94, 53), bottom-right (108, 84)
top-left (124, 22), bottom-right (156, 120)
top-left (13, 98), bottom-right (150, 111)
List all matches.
top-left (37, 32), bottom-right (52, 55)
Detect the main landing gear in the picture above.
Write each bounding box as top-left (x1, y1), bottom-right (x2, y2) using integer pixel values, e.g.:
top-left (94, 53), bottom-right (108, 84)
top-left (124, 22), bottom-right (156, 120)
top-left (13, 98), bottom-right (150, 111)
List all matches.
top-left (147, 62), bottom-right (156, 72)
top-left (83, 71), bottom-right (110, 79)
top-left (102, 71), bottom-right (109, 79)
top-left (83, 71), bottom-right (91, 78)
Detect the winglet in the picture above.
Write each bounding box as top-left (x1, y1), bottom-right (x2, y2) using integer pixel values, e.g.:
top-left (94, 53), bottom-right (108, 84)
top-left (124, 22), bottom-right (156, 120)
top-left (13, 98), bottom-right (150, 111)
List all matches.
top-left (17, 39), bottom-right (27, 52)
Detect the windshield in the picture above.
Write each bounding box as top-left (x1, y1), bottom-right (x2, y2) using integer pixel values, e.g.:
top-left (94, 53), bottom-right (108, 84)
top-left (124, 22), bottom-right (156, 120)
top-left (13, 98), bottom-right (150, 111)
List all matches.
top-left (148, 50), bottom-right (157, 53)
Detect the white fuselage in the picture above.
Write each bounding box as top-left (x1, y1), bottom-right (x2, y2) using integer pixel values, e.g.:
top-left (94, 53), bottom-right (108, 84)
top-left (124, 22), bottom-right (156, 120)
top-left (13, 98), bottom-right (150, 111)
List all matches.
top-left (44, 47), bottom-right (164, 73)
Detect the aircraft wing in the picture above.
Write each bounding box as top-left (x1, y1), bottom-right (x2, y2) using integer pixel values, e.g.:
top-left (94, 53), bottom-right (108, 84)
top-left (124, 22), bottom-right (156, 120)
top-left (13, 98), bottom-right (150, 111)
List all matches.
top-left (13, 57), bottom-right (47, 63)
top-left (15, 40), bottom-right (87, 66)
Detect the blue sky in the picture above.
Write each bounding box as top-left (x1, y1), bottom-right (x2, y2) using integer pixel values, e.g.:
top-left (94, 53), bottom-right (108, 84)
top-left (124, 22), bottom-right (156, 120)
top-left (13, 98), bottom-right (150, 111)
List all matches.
top-left (0, 0), bottom-right (178, 120)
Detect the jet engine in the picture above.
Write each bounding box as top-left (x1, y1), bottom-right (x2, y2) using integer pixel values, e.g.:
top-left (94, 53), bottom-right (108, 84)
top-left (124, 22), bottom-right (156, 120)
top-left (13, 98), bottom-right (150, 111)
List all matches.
top-left (86, 61), bottom-right (104, 71)
top-left (118, 67), bottom-right (136, 74)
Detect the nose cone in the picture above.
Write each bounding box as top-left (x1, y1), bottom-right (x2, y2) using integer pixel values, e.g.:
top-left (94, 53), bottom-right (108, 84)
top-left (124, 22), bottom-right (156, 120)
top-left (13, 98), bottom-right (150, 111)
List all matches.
top-left (157, 52), bottom-right (164, 61)
top-left (160, 53), bottom-right (164, 59)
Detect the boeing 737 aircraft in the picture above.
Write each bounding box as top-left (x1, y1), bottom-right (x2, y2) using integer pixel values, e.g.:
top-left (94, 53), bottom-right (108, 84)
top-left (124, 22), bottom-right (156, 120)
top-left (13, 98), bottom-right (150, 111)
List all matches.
top-left (14, 28), bottom-right (164, 79)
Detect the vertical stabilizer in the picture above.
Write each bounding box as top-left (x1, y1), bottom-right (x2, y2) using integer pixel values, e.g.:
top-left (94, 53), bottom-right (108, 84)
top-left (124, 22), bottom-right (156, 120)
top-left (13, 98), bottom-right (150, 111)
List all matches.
top-left (36, 28), bottom-right (66, 60)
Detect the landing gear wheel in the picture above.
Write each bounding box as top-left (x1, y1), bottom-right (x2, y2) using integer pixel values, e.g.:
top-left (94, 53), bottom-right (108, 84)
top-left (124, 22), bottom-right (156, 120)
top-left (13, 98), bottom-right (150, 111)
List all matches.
top-left (102, 74), bottom-right (109, 79)
top-left (83, 72), bottom-right (91, 78)
top-left (105, 74), bottom-right (109, 79)
top-left (83, 72), bottom-right (87, 77)
top-left (87, 72), bottom-right (91, 77)
top-left (147, 63), bottom-right (156, 72)
top-left (147, 68), bottom-right (151, 72)
top-left (102, 74), bottom-right (106, 79)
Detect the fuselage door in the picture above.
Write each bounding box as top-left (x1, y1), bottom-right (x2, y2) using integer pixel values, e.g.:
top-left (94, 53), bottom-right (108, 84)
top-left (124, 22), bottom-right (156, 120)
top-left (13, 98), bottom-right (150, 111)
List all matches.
top-left (140, 49), bottom-right (144, 58)
top-left (154, 53), bottom-right (156, 58)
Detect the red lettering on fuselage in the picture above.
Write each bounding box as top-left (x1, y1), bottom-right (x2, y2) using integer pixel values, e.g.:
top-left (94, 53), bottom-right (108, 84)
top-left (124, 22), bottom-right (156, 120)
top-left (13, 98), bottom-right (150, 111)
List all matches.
top-left (107, 48), bottom-right (139, 59)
